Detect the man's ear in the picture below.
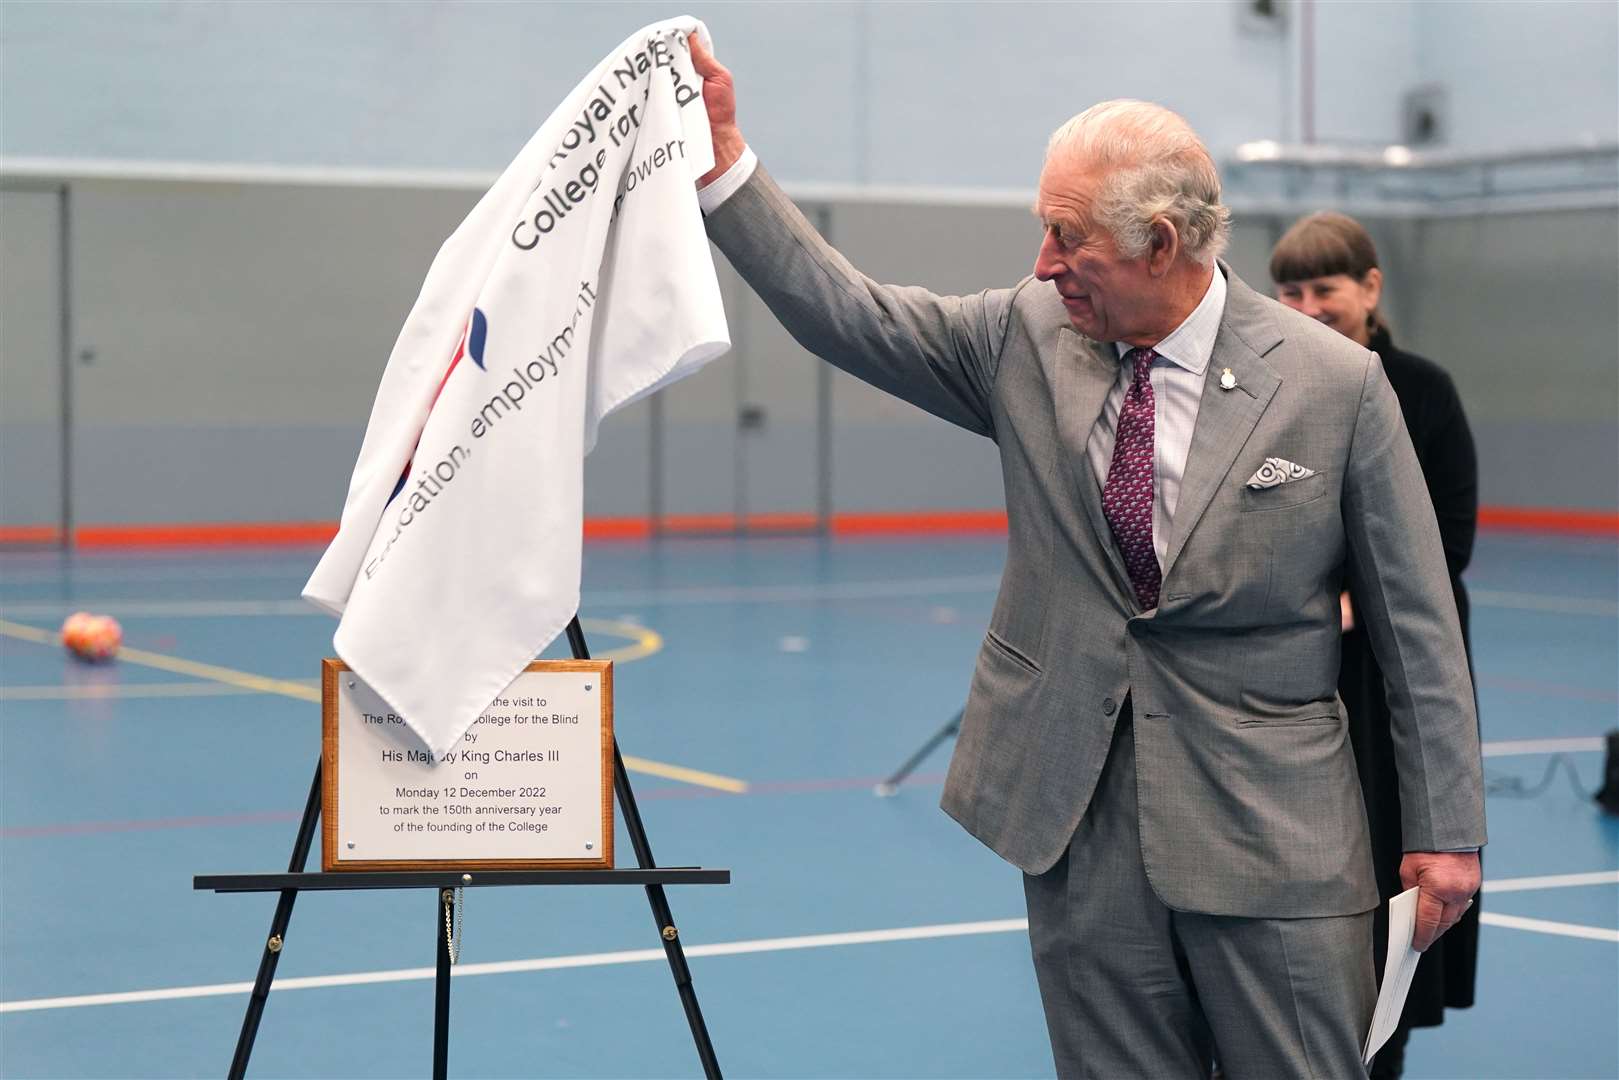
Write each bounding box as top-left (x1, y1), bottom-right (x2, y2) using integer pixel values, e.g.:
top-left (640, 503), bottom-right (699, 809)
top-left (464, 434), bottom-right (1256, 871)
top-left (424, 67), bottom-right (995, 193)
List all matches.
top-left (1146, 219), bottom-right (1179, 276)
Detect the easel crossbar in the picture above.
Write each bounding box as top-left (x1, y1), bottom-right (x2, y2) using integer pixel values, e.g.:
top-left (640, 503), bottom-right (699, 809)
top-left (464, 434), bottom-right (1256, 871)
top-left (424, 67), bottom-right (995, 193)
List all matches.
top-left (195, 868), bottom-right (729, 892)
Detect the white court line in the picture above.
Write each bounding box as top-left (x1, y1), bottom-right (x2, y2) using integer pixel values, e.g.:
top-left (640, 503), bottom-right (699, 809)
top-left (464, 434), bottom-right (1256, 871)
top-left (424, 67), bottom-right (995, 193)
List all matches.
top-left (0, 918), bottom-right (1029, 1014)
top-left (1482, 737), bottom-right (1607, 757)
top-left (1483, 871), bottom-right (1619, 893)
top-left (1479, 913), bottom-right (1619, 943)
top-left (1470, 589), bottom-right (1618, 617)
top-left (7, 866), bottom-right (1619, 1016)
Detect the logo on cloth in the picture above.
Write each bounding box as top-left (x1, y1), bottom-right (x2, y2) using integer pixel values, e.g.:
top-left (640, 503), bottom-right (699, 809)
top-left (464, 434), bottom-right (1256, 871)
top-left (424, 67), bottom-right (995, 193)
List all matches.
top-left (450, 307), bottom-right (490, 376)
top-left (369, 280), bottom-right (592, 567)
top-left (385, 308), bottom-right (490, 506)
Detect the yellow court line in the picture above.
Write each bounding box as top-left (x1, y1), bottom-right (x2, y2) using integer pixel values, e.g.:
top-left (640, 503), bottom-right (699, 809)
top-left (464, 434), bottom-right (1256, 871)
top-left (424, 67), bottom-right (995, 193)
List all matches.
top-left (0, 617), bottom-right (747, 793)
top-left (0, 618), bottom-right (317, 700)
top-left (620, 754), bottom-right (749, 794)
top-left (580, 618), bottom-right (664, 663)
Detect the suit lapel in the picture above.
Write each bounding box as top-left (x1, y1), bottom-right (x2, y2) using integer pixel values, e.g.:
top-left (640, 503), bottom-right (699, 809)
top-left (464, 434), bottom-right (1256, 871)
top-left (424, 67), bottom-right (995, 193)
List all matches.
top-left (1162, 277), bottom-right (1283, 579)
top-left (1049, 327), bottom-right (1135, 601)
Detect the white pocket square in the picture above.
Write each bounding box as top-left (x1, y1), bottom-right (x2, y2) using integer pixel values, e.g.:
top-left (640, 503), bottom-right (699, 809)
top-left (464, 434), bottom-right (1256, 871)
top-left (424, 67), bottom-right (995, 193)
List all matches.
top-left (1246, 457), bottom-right (1317, 489)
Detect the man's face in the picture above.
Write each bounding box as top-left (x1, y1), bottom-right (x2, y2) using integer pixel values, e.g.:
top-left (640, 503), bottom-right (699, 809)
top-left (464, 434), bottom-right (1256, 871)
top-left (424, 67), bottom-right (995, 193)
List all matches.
top-left (1033, 157), bottom-right (1156, 342)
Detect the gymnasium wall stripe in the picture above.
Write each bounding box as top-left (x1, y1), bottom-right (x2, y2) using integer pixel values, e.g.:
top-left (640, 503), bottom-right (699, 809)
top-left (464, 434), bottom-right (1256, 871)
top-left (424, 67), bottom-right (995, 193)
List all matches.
top-left (1, 506), bottom-right (1614, 547)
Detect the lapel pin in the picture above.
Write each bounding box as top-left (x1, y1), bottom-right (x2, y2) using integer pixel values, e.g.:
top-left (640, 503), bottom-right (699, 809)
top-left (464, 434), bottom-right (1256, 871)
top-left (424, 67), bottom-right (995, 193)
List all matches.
top-left (1219, 367), bottom-right (1237, 391)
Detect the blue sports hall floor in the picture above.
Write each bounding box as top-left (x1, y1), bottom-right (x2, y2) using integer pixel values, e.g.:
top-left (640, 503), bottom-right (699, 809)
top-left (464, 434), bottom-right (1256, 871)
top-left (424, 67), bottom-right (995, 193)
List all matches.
top-left (1, 531), bottom-right (1615, 1079)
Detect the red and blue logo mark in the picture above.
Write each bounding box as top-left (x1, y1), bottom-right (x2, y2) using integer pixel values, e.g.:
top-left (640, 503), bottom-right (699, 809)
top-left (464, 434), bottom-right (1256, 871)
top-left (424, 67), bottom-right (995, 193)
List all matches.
top-left (386, 307), bottom-right (488, 505)
top-left (453, 307), bottom-right (489, 374)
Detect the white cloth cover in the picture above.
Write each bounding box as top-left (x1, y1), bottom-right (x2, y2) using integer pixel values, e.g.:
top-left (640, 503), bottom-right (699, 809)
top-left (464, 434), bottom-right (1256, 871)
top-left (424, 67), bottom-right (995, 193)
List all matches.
top-left (304, 16), bottom-right (728, 757)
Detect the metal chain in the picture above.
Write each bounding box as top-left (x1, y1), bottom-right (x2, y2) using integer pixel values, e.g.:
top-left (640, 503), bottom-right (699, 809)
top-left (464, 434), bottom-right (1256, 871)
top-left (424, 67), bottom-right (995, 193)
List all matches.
top-left (442, 887), bottom-right (464, 965)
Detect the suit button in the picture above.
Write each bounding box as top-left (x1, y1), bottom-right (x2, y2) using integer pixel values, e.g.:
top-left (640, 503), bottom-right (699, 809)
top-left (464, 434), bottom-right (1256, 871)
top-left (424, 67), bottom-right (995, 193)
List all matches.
top-left (1102, 697), bottom-right (1116, 716)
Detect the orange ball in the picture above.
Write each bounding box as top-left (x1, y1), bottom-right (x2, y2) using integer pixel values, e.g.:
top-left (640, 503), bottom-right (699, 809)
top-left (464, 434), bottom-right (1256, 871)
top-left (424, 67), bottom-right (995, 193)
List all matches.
top-left (61, 611), bottom-right (122, 662)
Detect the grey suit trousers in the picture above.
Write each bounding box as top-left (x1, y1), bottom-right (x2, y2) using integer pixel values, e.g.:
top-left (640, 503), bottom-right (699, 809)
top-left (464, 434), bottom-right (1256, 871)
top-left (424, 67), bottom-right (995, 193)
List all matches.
top-left (1024, 705), bottom-right (1376, 1079)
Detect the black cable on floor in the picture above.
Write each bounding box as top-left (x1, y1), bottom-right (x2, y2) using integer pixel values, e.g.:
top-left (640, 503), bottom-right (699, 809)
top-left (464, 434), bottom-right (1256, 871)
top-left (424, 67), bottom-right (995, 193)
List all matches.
top-left (1485, 753), bottom-right (1594, 800)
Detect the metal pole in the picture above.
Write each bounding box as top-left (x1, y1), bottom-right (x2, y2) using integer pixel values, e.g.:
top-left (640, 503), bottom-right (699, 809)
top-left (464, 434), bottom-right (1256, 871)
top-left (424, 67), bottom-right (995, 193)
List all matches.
top-left (1300, 0), bottom-right (1316, 146)
top-left (433, 891), bottom-right (452, 1080)
top-left (649, 389), bottom-right (664, 538)
top-left (814, 205), bottom-right (834, 535)
top-left (565, 617), bottom-right (722, 1079)
top-left (228, 762), bottom-right (323, 1080)
top-left (57, 183), bottom-right (73, 549)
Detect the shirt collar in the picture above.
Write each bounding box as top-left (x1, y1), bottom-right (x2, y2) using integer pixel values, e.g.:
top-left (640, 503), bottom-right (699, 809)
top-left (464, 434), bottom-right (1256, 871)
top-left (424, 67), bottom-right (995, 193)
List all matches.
top-left (1113, 265), bottom-right (1227, 376)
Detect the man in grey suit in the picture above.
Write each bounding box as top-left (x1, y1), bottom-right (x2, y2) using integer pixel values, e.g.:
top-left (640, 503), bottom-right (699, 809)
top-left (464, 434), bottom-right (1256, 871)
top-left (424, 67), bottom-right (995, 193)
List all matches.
top-left (689, 39), bottom-right (1484, 1079)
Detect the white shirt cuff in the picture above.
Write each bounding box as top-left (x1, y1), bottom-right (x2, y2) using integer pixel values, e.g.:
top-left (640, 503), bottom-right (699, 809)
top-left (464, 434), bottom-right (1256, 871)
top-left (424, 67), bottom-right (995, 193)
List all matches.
top-left (697, 146), bottom-right (758, 215)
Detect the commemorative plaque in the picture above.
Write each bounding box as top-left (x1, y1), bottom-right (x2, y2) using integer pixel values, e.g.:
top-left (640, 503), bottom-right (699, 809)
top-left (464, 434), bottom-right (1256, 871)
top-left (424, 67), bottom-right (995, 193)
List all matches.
top-left (321, 659), bottom-right (613, 871)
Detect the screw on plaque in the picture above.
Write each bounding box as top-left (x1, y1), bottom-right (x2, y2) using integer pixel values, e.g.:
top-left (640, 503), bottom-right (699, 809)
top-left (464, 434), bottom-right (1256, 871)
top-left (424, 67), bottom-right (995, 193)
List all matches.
top-left (661, 926), bottom-right (678, 942)
top-left (267, 934), bottom-right (283, 954)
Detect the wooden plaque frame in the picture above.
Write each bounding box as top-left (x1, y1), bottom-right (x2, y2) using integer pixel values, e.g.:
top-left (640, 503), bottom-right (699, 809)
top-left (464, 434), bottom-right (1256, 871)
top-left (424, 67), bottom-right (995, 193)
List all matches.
top-left (321, 659), bottom-right (614, 872)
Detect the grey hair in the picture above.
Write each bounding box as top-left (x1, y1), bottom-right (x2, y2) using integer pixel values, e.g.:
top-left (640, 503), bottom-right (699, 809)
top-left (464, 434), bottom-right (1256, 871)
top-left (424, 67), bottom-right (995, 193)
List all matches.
top-left (1045, 100), bottom-right (1231, 267)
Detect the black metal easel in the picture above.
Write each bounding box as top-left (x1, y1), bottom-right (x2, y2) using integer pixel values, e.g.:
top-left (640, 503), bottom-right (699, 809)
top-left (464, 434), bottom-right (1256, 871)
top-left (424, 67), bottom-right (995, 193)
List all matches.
top-left (873, 707), bottom-right (963, 797)
top-left (195, 616), bottom-right (728, 1080)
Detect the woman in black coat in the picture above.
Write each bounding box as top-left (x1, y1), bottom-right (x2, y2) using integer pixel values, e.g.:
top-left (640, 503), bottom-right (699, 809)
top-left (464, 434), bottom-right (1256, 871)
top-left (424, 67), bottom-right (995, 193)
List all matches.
top-left (1271, 212), bottom-right (1481, 1080)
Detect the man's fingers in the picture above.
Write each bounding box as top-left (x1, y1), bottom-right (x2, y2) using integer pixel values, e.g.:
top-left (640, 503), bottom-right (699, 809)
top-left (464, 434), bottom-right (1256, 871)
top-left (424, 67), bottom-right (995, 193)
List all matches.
top-left (1411, 888), bottom-right (1446, 952)
top-left (689, 33), bottom-right (722, 77)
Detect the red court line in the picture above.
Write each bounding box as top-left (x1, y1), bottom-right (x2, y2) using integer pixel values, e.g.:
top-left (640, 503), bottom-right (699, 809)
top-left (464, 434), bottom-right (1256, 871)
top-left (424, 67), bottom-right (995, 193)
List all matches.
top-left (3, 505), bottom-right (1613, 549)
top-left (832, 510), bottom-right (1009, 535)
top-left (0, 525), bottom-right (62, 545)
top-left (583, 517), bottom-right (652, 540)
top-left (75, 522), bottom-right (339, 548)
top-left (1477, 507), bottom-right (1618, 536)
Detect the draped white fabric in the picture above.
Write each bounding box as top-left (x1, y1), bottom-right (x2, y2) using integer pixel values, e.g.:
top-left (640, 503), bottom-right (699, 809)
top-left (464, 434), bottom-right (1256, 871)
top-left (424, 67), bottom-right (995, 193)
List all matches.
top-left (304, 17), bottom-right (728, 756)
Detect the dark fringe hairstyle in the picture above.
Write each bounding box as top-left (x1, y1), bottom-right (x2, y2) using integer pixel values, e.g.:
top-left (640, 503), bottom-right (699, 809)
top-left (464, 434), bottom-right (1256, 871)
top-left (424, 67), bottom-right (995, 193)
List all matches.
top-left (1269, 211), bottom-right (1386, 334)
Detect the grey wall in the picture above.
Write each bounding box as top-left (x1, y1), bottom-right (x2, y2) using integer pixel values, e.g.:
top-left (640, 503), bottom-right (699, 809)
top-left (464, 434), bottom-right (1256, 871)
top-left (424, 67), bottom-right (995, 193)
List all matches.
top-left (1, 1), bottom-right (1306, 184)
top-left (2, 2), bottom-right (1615, 530)
top-left (1413, 1), bottom-right (1619, 153)
top-left (0, 189), bottom-right (65, 531)
top-left (8, 2), bottom-right (1612, 183)
top-left (1, 172), bottom-right (1613, 531)
top-left (1402, 211), bottom-right (1619, 510)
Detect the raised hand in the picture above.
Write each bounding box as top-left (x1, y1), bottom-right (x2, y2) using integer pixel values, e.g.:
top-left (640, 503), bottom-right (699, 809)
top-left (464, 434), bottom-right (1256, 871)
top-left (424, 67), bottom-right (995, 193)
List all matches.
top-left (687, 33), bottom-right (746, 185)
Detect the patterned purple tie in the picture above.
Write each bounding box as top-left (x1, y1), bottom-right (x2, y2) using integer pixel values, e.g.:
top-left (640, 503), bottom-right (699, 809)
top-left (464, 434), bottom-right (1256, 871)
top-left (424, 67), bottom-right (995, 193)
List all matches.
top-left (1102, 347), bottom-right (1162, 610)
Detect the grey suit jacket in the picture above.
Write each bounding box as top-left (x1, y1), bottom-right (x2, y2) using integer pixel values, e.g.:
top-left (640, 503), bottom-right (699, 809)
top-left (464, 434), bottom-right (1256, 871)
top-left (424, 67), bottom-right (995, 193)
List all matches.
top-left (707, 166), bottom-right (1486, 919)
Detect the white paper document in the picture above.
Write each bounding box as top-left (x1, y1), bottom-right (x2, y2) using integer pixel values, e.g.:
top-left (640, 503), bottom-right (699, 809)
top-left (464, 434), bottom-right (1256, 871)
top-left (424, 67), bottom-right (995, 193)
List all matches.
top-left (1362, 886), bottom-right (1421, 1066)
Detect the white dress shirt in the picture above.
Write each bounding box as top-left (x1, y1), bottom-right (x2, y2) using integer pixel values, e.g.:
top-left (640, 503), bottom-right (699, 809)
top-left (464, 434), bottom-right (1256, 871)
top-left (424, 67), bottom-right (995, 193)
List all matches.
top-left (698, 146), bottom-right (759, 214)
top-left (1088, 268), bottom-right (1226, 572)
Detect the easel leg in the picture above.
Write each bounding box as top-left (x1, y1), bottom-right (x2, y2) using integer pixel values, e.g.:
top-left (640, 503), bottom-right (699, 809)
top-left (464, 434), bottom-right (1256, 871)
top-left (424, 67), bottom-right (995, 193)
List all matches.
top-left (228, 761), bottom-right (322, 1080)
top-left (434, 890), bottom-right (452, 1080)
top-left (566, 618), bottom-right (723, 1080)
top-left (873, 708), bottom-right (963, 796)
